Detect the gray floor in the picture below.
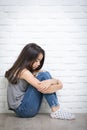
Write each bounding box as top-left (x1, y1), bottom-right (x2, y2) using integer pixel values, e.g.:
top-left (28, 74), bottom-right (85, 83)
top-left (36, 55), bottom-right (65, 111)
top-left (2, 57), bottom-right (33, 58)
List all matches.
top-left (0, 113), bottom-right (87, 130)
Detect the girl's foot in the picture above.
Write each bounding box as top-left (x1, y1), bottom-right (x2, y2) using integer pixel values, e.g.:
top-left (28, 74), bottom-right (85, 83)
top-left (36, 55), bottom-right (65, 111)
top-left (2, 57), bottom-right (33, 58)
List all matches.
top-left (50, 109), bottom-right (75, 120)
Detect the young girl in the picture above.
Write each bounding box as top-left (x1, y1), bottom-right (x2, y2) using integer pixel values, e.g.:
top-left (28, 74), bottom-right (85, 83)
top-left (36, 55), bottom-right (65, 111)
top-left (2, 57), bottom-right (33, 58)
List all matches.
top-left (5, 43), bottom-right (75, 120)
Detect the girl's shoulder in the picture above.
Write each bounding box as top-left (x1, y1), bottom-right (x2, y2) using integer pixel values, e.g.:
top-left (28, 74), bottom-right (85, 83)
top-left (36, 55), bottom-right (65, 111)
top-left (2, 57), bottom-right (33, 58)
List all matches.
top-left (18, 68), bottom-right (29, 78)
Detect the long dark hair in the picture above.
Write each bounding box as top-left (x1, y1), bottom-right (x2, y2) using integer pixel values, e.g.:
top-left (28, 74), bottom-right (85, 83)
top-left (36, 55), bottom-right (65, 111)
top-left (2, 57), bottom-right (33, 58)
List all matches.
top-left (5, 43), bottom-right (45, 84)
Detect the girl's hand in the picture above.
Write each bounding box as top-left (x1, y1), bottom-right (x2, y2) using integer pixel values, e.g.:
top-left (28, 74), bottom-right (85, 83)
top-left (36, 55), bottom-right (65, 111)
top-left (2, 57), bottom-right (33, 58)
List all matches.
top-left (37, 79), bottom-right (58, 92)
top-left (37, 81), bottom-right (50, 92)
top-left (38, 79), bottom-right (63, 94)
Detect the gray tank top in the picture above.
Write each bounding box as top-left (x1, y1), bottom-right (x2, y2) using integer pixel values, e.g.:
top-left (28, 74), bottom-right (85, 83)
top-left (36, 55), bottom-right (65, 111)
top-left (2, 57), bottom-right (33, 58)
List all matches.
top-left (7, 79), bottom-right (28, 110)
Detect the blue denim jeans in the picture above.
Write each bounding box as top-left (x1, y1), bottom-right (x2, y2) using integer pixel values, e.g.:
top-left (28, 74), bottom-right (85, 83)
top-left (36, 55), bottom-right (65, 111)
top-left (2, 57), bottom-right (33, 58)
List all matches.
top-left (15, 71), bottom-right (59, 118)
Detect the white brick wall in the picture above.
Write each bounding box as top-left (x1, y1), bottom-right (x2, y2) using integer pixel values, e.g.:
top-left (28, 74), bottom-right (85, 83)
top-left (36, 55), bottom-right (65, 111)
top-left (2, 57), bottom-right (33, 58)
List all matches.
top-left (0, 0), bottom-right (87, 113)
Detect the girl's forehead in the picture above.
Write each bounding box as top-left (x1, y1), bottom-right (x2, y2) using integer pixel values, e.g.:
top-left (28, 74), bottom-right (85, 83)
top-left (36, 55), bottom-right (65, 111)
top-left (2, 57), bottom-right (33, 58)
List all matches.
top-left (37, 53), bottom-right (43, 59)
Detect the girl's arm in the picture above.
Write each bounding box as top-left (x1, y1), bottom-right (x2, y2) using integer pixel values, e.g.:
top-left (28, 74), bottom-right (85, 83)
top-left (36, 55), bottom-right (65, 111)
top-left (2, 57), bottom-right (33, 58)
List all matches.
top-left (19, 69), bottom-right (43, 90)
top-left (19, 69), bottom-right (63, 92)
top-left (19, 69), bottom-right (55, 91)
top-left (40, 80), bottom-right (63, 94)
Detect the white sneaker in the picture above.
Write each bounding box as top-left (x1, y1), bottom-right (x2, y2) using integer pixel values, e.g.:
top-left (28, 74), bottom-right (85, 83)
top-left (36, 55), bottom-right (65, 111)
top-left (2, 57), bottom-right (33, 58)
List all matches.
top-left (50, 109), bottom-right (75, 120)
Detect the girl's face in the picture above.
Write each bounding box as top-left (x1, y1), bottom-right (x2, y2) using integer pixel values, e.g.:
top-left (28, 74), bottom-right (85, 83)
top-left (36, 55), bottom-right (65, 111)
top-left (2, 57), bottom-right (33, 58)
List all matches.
top-left (32, 53), bottom-right (43, 70)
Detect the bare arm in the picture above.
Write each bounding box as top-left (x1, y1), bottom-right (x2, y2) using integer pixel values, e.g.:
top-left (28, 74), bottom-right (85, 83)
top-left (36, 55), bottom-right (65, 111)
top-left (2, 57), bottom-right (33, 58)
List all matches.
top-left (40, 80), bottom-right (63, 94)
top-left (19, 69), bottom-right (63, 93)
top-left (19, 69), bottom-right (57, 91)
top-left (19, 69), bottom-right (43, 90)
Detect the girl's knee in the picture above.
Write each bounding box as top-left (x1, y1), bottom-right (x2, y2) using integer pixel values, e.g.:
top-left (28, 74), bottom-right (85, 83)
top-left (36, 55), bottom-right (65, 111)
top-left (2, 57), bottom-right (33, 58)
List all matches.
top-left (39, 71), bottom-right (50, 76)
top-left (36, 71), bottom-right (52, 80)
top-left (43, 71), bottom-right (52, 78)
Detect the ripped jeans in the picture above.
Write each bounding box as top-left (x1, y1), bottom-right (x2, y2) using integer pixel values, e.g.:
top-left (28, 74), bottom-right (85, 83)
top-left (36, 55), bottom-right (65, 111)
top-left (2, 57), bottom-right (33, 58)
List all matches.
top-left (15, 71), bottom-right (59, 118)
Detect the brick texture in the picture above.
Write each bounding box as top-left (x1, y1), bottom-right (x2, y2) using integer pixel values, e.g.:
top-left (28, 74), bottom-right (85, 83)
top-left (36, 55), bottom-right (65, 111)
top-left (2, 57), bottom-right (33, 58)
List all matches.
top-left (0, 0), bottom-right (87, 113)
